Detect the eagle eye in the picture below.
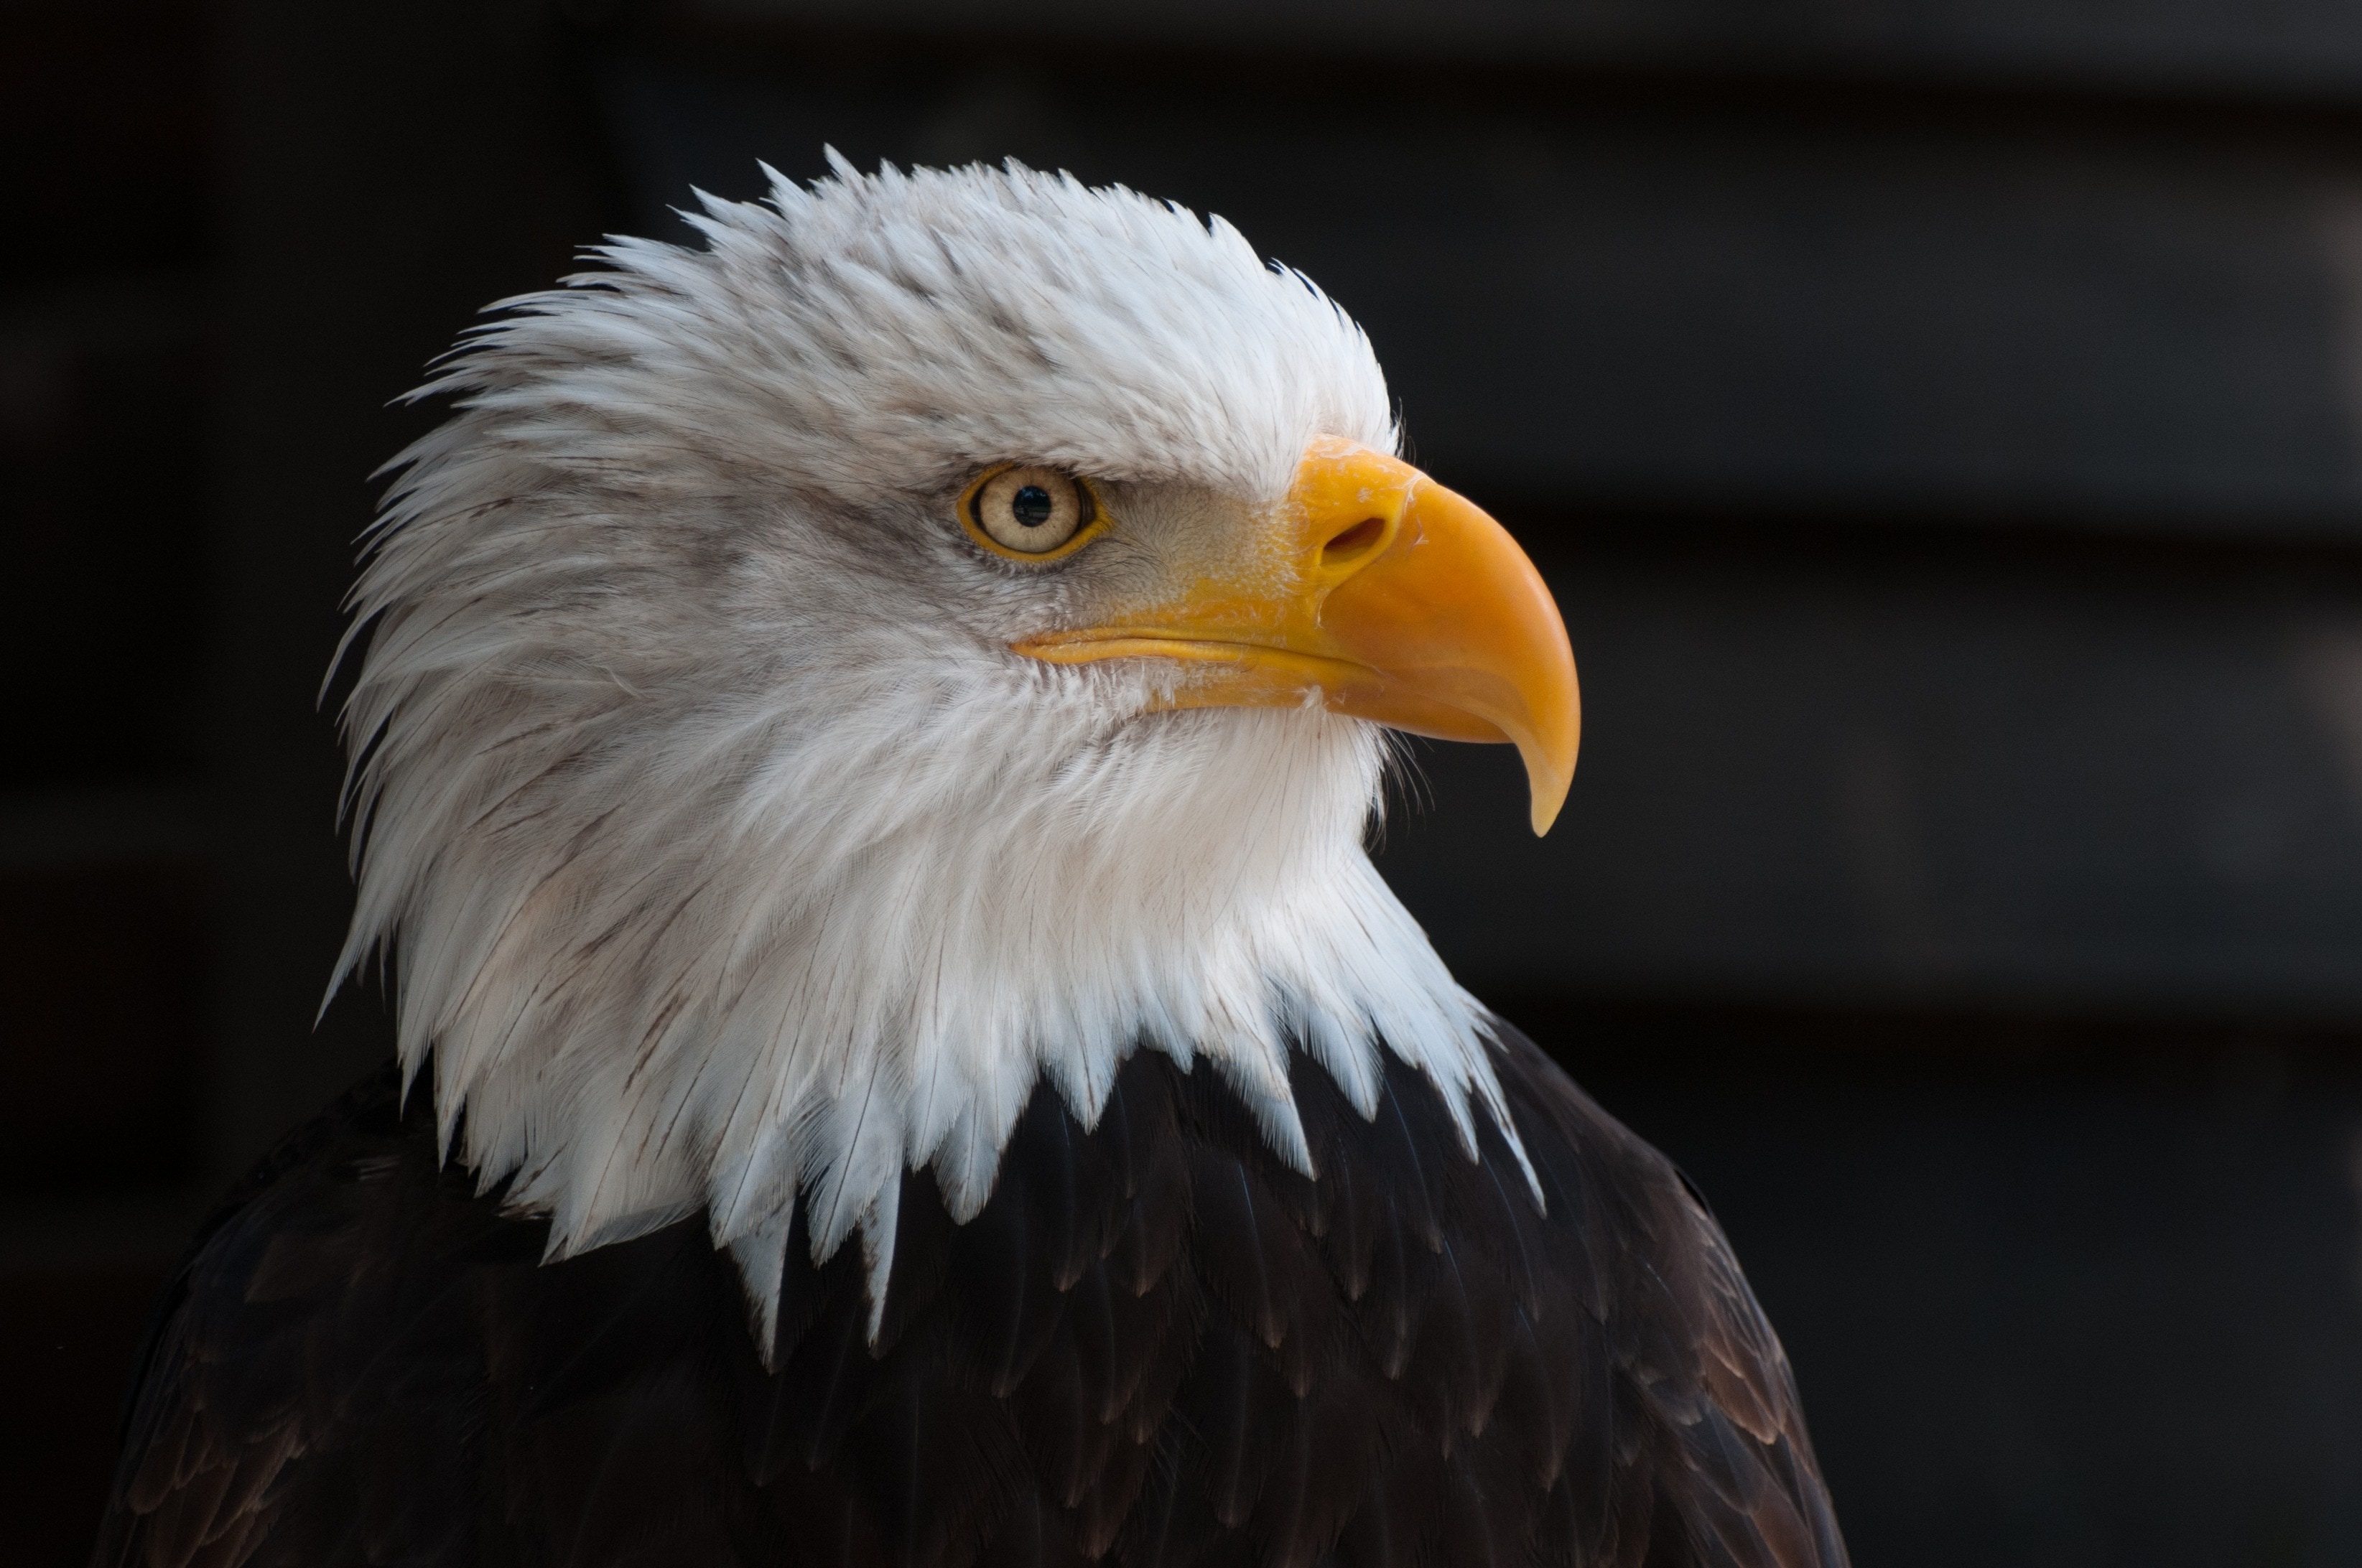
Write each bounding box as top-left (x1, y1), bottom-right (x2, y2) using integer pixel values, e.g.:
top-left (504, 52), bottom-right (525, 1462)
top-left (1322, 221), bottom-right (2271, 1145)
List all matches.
top-left (961, 465), bottom-right (1101, 560)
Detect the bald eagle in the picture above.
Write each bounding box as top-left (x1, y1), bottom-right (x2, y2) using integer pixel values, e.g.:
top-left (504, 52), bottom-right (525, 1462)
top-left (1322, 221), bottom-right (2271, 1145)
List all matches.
top-left (93, 160), bottom-right (1846, 1568)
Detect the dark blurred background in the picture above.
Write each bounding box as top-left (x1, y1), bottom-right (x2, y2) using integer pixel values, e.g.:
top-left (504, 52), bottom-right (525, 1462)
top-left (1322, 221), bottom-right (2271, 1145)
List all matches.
top-left (12, 1), bottom-right (2362, 1563)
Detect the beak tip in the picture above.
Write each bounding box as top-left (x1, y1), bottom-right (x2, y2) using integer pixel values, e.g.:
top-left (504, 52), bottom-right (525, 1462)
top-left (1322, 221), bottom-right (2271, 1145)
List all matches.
top-left (1515, 711), bottom-right (1578, 838)
top-left (1527, 790), bottom-right (1565, 837)
top-left (1522, 758), bottom-right (1573, 836)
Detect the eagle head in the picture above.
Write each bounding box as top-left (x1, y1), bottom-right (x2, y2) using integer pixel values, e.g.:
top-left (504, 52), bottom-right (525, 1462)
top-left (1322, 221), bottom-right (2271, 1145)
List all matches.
top-left (333, 157), bottom-right (1578, 1338)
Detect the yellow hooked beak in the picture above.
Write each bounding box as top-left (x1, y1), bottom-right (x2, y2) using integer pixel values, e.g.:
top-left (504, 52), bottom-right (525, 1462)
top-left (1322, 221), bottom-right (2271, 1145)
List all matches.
top-left (1015, 437), bottom-right (1581, 834)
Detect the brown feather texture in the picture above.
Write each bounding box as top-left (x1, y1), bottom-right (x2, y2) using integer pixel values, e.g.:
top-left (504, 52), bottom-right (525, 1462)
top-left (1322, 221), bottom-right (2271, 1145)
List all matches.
top-left (93, 1027), bottom-right (1846, 1568)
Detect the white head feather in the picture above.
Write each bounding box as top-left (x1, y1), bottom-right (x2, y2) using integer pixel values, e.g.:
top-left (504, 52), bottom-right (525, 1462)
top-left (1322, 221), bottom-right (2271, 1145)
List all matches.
top-left (333, 157), bottom-right (1531, 1342)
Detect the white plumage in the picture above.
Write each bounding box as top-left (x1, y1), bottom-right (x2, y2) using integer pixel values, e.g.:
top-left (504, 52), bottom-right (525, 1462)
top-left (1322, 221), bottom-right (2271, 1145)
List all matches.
top-left (332, 157), bottom-right (1530, 1340)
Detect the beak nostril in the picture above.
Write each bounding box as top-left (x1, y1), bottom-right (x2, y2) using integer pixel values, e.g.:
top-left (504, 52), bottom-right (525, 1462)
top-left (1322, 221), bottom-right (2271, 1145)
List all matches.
top-left (1322, 516), bottom-right (1385, 565)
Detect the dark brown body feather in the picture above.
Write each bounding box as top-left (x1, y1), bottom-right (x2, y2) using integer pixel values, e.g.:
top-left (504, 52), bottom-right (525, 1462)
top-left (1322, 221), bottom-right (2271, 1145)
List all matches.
top-left (90, 1025), bottom-right (1845, 1568)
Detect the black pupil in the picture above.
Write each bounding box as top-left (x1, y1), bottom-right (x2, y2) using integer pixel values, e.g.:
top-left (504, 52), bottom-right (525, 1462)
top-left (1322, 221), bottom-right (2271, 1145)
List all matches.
top-left (1010, 485), bottom-right (1055, 528)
